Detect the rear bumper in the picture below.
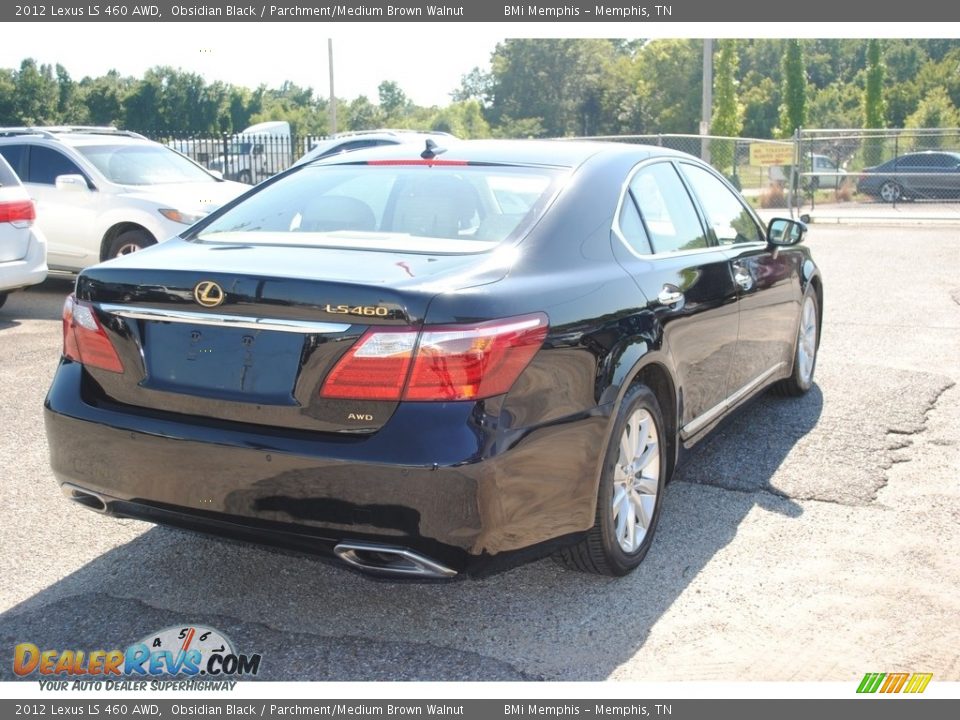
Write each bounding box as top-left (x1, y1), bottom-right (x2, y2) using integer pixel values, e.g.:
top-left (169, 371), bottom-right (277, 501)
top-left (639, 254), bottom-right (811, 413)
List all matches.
top-left (45, 361), bottom-right (611, 576)
top-left (0, 228), bottom-right (47, 293)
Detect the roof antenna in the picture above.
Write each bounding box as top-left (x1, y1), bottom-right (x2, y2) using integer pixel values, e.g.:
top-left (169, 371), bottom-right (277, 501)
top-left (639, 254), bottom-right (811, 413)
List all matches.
top-left (421, 139), bottom-right (447, 160)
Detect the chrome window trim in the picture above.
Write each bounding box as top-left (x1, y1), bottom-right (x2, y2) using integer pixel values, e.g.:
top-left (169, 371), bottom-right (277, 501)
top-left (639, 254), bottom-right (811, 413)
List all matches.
top-left (99, 304), bottom-right (350, 334)
top-left (681, 362), bottom-right (786, 438)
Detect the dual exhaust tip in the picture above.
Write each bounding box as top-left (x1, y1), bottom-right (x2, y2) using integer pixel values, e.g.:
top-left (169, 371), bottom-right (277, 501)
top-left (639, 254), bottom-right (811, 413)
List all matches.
top-left (61, 484), bottom-right (457, 579)
top-left (333, 542), bottom-right (457, 579)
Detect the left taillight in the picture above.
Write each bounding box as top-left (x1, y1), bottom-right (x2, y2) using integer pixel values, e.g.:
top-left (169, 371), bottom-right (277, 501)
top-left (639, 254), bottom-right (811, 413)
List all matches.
top-left (61, 295), bottom-right (124, 373)
top-left (0, 198), bottom-right (35, 228)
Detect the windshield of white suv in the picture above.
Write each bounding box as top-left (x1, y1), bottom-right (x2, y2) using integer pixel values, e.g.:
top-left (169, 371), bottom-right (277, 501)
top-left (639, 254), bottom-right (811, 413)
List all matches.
top-left (77, 145), bottom-right (216, 185)
top-left (195, 163), bottom-right (563, 252)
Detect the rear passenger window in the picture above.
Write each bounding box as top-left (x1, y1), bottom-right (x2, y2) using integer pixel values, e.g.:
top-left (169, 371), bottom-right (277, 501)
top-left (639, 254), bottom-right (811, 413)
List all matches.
top-left (630, 163), bottom-right (707, 254)
top-left (680, 163), bottom-right (764, 246)
top-left (27, 146), bottom-right (84, 185)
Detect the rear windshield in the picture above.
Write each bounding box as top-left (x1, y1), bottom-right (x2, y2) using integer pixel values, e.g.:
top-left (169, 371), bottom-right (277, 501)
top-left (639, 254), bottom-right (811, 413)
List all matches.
top-left (194, 163), bottom-right (564, 252)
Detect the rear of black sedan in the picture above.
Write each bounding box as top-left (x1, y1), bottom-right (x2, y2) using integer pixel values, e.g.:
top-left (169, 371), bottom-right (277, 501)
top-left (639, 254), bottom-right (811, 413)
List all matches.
top-left (45, 140), bottom-right (821, 578)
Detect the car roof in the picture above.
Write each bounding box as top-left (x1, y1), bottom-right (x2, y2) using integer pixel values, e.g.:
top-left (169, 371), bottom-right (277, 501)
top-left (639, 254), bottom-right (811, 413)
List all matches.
top-left (895, 150), bottom-right (960, 158)
top-left (0, 127), bottom-right (154, 147)
top-left (312, 138), bottom-right (680, 169)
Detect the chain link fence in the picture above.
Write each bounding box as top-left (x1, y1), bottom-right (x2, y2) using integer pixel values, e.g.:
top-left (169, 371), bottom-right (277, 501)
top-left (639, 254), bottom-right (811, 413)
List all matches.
top-left (794, 128), bottom-right (960, 220)
top-left (153, 129), bottom-right (960, 223)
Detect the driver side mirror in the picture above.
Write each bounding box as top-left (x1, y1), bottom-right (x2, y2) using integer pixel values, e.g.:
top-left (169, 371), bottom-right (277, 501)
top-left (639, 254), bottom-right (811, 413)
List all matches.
top-left (55, 174), bottom-right (90, 192)
top-left (766, 217), bottom-right (807, 246)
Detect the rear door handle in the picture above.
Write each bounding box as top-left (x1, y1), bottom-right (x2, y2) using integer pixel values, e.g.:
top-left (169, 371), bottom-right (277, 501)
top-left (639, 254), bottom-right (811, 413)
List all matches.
top-left (658, 285), bottom-right (684, 306)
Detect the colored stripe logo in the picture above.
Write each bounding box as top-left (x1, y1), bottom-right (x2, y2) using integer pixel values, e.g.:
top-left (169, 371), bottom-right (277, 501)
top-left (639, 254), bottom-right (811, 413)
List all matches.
top-left (857, 672), bottom-right (933, 694)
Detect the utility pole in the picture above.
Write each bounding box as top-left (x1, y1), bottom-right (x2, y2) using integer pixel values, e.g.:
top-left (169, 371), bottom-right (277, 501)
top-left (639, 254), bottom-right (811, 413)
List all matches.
top-left (328, 39), bottom-right (337, 136)
top-left (701, 38), bottom-right (713, 163)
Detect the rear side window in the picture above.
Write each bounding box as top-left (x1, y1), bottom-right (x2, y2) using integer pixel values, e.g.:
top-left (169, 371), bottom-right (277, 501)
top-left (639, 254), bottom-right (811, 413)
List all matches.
top-left (616, 194), bottom-right (652, 255)
top-left (630, 163), bottom-right (707, 254)
top-left (680, 163), bottom-right (763, 246)
top-left (0, 145), bottom-right (26, 177)
top-left (27, 146), bottom-right (84, 185)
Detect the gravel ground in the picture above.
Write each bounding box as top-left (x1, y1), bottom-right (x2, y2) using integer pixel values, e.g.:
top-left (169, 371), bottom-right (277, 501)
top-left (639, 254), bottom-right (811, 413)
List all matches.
top-left (0, 224), bottom-right (958, 682)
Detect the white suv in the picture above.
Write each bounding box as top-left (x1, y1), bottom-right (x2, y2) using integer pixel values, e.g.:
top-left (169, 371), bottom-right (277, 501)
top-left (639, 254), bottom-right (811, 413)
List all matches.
top-left (0, 127), bottom-right (248, 272)
top-left (0, 153), bottom-right (46, 308)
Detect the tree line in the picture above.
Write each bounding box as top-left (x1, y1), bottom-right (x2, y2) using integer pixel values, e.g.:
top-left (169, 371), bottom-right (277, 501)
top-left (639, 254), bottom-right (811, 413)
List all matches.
top-left (1, 39), bottom-right (958, 140)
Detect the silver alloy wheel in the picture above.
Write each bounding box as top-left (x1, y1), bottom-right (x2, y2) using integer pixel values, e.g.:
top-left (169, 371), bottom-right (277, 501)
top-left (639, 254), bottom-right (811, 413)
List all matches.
top-left (797, 294), bottom-right (818, 385)
top-left (879, 181), bottom-right (901, 203)
top-left (612, 407), bottom-right (660, 553)
top-left (114, 242), bottom-right (142, 256)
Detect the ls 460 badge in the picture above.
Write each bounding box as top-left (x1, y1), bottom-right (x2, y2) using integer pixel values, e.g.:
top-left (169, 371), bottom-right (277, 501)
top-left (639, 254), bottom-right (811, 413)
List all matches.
top-left (325, 304), bottom-right (390, 317)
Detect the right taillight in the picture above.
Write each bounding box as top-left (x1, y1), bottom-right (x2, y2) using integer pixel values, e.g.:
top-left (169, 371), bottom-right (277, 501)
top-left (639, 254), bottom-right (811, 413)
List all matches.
top-left (0, 198), bottom-right (35, 228)
top-left (62, 295), bottom-right (124, 373)
top-left (319, 313), bottom-right (548, 402)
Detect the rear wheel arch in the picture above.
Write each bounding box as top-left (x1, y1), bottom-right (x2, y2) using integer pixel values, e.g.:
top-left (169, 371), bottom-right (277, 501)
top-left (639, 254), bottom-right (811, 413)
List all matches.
top-left (802, 266), bottom-right (824, 350)
top-left (603, 354), bottom-right (679, 484)
top-left (627, 361), bottom-right (679, 482)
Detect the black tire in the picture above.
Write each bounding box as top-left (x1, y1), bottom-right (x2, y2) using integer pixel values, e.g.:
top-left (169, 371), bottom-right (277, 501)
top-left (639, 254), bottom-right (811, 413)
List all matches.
top-left (557, 384), bottom-right (667, 576)
top-left (879, 180), bottom-right (902, 203)
top-left (0, 292), bottom-right (7, 309)
top-left (238, 170), bottom-right (252, 185)
top-left (772, 288), bottom-right (820, 397)
top-left (107, 229), bottom-right (155, 260)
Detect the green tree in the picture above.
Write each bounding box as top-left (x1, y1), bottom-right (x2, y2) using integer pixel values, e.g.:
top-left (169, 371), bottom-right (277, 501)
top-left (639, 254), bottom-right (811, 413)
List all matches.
top-left (904, 88), bottom-right (960, 149)
top-left (0, 69), bottom-right (17, 125)
top-left (14, 59), bottom-right (59, 125)
top-left (429, 100), bottom-right (490, 138)
top-left (451, 67), bottom-right (492, 104)
top-left (710, 40), bottom-right (743, 171)
top-left (862, 40), bottom-right (886, 166)
top-left (80, 71), bottom-right (128, 126)
top-left (779, 40), bottom-right (807, 138)
top-left (486, 39), bottom-right (621, 136)
top-left (378, 80), bottom-right (410, 122)
top-left (345, 95), bottom-right (383, 131)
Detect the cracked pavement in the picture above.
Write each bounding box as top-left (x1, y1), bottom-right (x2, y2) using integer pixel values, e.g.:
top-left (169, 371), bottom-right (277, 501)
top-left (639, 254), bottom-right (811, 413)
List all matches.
top-left (1, 224), bottom-right (958, 682)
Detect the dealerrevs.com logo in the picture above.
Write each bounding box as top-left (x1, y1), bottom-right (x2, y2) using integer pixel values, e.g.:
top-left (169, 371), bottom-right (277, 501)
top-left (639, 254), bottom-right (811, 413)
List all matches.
top-left (857, 672), bottom-right (933, 694)
top-left (14, 626), bottom-right (261, 690)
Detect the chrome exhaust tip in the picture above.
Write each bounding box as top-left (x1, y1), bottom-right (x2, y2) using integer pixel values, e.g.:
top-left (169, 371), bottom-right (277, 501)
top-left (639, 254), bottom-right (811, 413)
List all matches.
top-left (334, 542), bottom-right (457, 579)
top-left (61, 483), bottom-right (110, 513)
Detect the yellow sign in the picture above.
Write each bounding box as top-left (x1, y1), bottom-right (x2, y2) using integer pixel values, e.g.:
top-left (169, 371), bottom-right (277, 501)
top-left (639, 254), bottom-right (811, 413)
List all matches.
top-left (750, 143), bottom-right (794, 166)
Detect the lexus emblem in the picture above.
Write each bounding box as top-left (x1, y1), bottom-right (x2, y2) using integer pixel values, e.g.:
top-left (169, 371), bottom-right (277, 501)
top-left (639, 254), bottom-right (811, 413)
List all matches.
top-left (194, 281), bottom-right (225, 308)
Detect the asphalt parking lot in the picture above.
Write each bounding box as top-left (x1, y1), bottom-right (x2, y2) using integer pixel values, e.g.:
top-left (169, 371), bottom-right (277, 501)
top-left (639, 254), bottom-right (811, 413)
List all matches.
top-left (1, 223), bottom-right (958, 682)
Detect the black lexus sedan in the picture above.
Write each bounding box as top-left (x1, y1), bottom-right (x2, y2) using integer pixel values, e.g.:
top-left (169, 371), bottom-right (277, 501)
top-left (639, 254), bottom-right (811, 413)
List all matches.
top-left (45, 140), bottom-right (822, 579)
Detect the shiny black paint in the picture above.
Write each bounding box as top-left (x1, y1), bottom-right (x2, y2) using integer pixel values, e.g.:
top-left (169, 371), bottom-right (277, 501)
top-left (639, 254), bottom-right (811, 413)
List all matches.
top-left (45, 140), bottom-right (821, 576)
